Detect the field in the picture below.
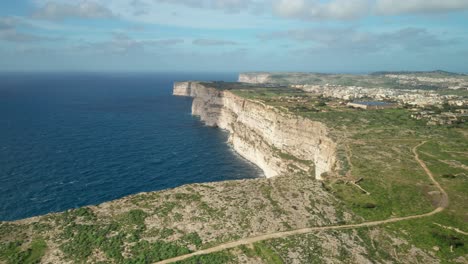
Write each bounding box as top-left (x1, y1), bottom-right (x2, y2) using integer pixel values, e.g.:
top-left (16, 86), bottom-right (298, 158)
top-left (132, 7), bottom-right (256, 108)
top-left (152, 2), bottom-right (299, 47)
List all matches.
top-left (230, 86), bottom-right (467, 263)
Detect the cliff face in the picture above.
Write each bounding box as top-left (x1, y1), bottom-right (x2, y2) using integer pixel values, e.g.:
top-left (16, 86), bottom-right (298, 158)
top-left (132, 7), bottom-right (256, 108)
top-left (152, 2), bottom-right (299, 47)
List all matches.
top-left (173, 81), bottom-right (193, 96)
top-left (173, 82), bottom-right (339, 180)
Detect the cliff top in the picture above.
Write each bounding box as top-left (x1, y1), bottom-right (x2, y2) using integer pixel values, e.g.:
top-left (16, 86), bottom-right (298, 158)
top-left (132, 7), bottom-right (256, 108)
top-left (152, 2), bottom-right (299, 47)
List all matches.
top-left (241, 70), bottom-right (466, 77)
top-left (239, 71), bottom-right (468, 91)
top-left (198, 81), bottom-right (289, 91)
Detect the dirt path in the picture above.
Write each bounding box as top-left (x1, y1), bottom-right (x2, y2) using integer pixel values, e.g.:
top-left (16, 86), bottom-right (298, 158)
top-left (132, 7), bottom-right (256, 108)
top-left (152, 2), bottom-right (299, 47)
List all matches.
top-left (155, 141), bottom-right (448, 264)
top-left (433, 223), bottom-right (468, 236)
top-left (412, 141), bottom-right (449, 208)
top-left (439, 160), bottom-right (468, 171)
top-left (443, 151), bottom-right (468, 155)
top-left (421, 151), bottom-right (468, 171)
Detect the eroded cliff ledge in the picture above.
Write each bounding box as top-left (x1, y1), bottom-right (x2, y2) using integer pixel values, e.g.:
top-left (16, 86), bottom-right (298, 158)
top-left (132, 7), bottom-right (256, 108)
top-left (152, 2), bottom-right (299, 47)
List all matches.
top-left (173, 81), bottom-right (339, 180)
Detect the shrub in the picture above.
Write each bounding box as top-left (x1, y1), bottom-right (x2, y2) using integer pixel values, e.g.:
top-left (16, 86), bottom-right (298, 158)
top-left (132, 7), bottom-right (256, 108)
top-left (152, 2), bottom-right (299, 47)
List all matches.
top-left (362, 203), bottom-right (377, 209)
top-left (0, 239), bottom-right (47, 264)
top-left (130, 240), bottom-right (191, 263)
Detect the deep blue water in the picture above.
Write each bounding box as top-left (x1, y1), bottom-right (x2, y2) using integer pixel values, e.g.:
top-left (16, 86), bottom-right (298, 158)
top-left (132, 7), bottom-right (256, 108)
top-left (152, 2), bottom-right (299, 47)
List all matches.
top-left (0, 73), bottom-right (261, 221)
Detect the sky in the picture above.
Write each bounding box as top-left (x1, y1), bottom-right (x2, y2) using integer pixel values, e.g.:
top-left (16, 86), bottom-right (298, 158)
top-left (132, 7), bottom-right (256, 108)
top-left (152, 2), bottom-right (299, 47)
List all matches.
top-left (0, 0), bottom-right (467, 73)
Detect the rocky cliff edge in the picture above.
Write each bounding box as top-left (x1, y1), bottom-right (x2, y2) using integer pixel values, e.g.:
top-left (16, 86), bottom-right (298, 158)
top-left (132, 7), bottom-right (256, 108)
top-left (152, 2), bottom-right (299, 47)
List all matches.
top-left (174, 81), bottom-right (339, 180)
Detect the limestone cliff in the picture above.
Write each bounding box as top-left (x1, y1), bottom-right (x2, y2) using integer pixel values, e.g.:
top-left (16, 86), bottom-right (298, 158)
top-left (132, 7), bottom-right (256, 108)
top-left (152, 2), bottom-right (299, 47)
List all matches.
top-left (173, 81), bottom-right (339, 180)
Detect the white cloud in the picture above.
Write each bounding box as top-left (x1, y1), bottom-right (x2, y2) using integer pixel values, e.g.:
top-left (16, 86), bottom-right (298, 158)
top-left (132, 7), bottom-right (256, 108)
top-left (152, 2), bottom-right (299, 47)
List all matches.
top-left (52, 0), bottom-right (279, 29)
top-left (271, 0), bottom-right (468, 19)
top-left (193, 39), bottom-right (239, 46)
top-left (0, 17), bottom-right (20, 30)
top-left (32, 1), bottom-right (114, 21)
top-left (376, 0), bottom-right (468, 15)
top-left (272, 0), bottom-right (371, 20)
top-left (154, 0), bottom-right (257, 13)
top-left (74, 33), bottom-right (184, 54)
top-left (29, 0), bottom-right (468, 28)
top-left (0, 30), bottom-right (49, 42)
top-left (260, 27), bottom-right (459, 53)
top-left (0, 16), bottom-right (59, 43)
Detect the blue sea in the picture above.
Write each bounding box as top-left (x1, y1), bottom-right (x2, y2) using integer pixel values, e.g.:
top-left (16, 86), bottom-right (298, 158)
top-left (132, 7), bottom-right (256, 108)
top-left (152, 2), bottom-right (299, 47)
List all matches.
top-left (0, 73), bottom-right (262, 221)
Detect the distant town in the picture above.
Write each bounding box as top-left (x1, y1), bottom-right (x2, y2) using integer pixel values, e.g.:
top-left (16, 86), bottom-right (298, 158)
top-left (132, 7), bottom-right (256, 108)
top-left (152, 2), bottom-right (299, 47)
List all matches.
top-left (238, 71), bottom-right (468, 126)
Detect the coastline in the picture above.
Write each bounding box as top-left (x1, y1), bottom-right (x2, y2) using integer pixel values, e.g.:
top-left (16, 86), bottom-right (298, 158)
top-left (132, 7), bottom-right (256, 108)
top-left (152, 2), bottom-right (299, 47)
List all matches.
top-left (2, 73), bottom-right (465, 264)
top-left (2, 79), bottom-right (339, 223)
top-left (173, 81), bottom-right (339, 180)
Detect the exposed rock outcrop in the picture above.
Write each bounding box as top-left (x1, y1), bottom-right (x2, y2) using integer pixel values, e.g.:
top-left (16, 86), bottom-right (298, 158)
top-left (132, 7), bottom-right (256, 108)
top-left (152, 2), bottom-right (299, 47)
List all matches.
top-left (174, 81), bottom-right (339, 180)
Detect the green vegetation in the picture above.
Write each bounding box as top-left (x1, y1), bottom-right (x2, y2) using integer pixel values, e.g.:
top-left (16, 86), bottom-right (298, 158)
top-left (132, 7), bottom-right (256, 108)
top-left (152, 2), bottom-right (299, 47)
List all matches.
top-left (60, 222), bottom-right (120, 261)
top-left (253, 241), bottom-right (284, 264)
top-left (384, 217), bottom-right (468, 262)
top-left (173, 192), bottom-right (202, 201)
top-left (175, 251), bottom-right (233, 264)
top-left (49, 207), bottom-right (195, 263)
top-left (196, 200), bottom-right (225, 220)
top-left (232, 82), bottom-right (466, 263)
top-left (238, 245), bottom-right (256, 258)
top-left (254, 71), bottom-right (468, 90)
top-left (259, 184), bottom-right (286, 217)
top-left (121, 209), bottom-right (148, 226)
top-left (129, 240), bottom-right (190, 263)
top-left (155, 201), bottom-right (179, 217)
top-left (271, 146), bottom-right (312, 166)
top-left (145, 227), bottom-right (175, 239)
top-left (0, 239), bottom-right (47, 264)
top-left (181, 232), bottom-right (203, 248)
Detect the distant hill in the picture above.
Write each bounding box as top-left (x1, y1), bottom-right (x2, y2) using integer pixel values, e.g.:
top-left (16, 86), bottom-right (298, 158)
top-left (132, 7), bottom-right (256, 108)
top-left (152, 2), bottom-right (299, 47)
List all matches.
top-left (370, 70), bottom-right (465, 77)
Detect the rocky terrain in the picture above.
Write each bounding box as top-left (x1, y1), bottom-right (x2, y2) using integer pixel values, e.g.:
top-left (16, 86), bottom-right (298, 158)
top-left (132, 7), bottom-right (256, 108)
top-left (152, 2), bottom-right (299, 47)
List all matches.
top-left (1, 172), bottom-right (350, 264)
top-left (1, 73), bottom-right (467, 264)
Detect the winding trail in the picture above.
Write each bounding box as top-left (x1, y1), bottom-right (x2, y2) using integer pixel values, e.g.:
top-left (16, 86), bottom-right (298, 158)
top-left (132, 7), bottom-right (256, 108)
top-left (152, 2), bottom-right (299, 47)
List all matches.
top-left (412, 141), bottom-right (449, 208)
top-left (155, 141), bottom-right (449, 264)
top-left (433, 223), bottom-right (468, 236)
